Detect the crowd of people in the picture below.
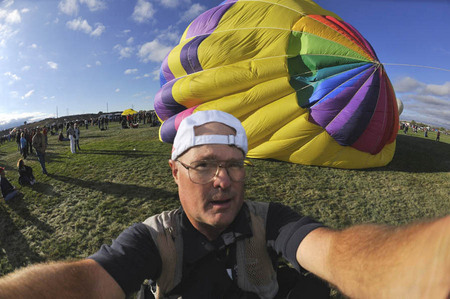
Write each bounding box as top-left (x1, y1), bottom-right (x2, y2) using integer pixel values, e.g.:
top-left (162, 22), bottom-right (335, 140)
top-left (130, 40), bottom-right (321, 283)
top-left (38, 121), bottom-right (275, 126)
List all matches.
top-left (400, 122), bottom-right (444, 141)
top-left (0, 110), bottom-right (160, 204)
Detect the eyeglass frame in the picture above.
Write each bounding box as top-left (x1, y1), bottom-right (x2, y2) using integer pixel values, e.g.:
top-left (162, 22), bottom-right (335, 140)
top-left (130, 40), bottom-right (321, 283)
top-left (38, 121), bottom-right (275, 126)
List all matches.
top-left (176, 159), bottom-right (249, 184)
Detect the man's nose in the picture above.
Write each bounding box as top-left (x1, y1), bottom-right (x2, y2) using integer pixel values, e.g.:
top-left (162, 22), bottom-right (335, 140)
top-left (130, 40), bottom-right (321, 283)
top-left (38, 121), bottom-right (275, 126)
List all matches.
top-left (213, 166), bottom-right (232, 188)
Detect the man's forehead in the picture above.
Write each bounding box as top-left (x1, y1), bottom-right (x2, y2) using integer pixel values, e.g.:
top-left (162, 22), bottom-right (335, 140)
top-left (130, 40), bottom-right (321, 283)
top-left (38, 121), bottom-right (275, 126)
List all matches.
top-left (194, 122), bottom-right (236, 136)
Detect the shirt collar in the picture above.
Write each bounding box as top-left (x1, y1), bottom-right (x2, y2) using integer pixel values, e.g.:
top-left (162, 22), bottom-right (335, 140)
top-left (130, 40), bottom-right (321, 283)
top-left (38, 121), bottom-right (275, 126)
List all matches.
top-left (181, 202), bottom-right (253, 264)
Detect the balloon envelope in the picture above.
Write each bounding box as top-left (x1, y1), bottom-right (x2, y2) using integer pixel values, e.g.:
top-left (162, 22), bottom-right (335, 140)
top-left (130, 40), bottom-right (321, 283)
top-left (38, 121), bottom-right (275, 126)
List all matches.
top-left (154, 0), bottom-right (399, 169)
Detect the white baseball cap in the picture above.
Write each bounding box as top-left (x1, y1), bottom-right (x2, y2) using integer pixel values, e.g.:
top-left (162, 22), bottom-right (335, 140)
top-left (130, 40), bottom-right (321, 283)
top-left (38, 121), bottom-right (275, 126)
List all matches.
top-left (171, 110), bottom-right (248, 160)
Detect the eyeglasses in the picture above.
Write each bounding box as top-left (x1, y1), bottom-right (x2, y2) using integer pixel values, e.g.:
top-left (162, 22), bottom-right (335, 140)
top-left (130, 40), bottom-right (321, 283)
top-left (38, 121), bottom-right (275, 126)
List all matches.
top-left (177, 159), bottom-right (247, 184)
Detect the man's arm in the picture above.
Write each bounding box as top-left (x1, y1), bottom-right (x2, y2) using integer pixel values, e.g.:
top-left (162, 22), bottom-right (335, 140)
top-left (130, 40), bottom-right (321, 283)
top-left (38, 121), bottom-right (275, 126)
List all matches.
top-left (297, 216), bottom-right (450, 298)
top-left (0, 259), bottom-right (125, 299)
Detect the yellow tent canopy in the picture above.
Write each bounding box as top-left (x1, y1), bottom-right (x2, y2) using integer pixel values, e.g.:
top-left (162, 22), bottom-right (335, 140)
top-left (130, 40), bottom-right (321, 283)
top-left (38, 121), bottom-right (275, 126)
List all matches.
top-left (121, 108), bottom-right (138, 116)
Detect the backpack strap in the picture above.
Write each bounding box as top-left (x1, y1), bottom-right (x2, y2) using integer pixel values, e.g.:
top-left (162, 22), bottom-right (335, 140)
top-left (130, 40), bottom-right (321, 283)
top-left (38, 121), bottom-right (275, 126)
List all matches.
top-left (143, 209), bottom-right (183, 298)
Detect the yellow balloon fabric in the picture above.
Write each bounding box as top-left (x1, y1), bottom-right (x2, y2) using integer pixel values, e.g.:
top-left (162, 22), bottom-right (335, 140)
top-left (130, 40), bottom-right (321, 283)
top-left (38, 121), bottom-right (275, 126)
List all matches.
top-left (155, 0), bottom-right (398, 169)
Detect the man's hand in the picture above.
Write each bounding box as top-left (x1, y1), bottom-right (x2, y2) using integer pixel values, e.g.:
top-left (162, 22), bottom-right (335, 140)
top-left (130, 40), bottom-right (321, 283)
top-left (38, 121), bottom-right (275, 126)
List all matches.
top-left (297, 216), bottom-right (450, 298)
top-left (0, 259), bottom-right (125, 299)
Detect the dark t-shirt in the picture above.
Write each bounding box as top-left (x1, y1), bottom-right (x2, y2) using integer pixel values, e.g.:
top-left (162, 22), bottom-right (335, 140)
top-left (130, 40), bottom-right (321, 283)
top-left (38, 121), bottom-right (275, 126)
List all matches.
top-left (89, 201), bottom-right (323, 297)
top-left (0, 176), bottom-right (15, 198)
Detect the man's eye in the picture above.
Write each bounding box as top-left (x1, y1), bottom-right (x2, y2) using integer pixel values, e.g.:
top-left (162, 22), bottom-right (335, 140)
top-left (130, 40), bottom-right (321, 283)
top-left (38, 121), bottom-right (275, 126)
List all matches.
top-left (193, 161), bottom-right (214, 169)
top-left (228, 161), bottom-right (244, 169)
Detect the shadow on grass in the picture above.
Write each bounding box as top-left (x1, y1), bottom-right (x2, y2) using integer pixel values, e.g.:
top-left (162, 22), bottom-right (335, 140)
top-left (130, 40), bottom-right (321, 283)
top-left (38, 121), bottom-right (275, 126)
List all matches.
top-left (78, 149), bottom-right (155, 157)
top-left (383, 135), bottom-right (450, 173)
top-left (80, 135), bottom-right (108, 139)
top-left (7, 194), bottom-right (54, 233)
top-left (32, 181), bottom-right (62, 198)
top-left (0, 197), bottom-right (45, 270)
top-left (48, 174), bottom-right (177, 200)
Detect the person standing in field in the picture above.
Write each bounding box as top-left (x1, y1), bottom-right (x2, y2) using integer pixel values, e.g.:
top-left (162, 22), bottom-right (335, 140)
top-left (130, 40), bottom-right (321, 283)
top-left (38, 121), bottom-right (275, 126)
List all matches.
top-left (20, 132), bottom-right (27, 159)
top-left (67, 123), bottom-right (76, 154)
top-left (436, 130), bottom-right (440, 141)
top-left (74, 123), bottom-right (81, 151)
top-left (32, 127), bottom-right (48, 175)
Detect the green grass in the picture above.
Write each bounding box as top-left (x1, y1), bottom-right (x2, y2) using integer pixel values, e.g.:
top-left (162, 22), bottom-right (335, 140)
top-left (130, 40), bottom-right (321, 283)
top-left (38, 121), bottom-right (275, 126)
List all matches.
top-left (0, 123), bottom-right (449, 296)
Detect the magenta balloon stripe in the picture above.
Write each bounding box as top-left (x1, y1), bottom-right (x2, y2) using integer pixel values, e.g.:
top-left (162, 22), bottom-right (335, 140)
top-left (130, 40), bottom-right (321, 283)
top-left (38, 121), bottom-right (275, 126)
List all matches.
top-left (326, 68), bottom-right (380, 145)
top-left (352, 71), bottom-right (388, 154)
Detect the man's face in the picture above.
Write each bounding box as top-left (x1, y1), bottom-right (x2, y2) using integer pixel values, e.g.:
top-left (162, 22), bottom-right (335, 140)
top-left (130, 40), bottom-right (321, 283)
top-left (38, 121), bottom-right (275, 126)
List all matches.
top-left (169, 123), bottom-right (245, 240)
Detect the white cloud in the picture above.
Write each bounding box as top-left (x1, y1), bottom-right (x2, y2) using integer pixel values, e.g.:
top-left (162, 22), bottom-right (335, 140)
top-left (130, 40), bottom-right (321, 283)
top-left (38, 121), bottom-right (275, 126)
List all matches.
top-left (86, 64), bottom-right (92, 68)
top-left (0, 111), bottom-right (55, 131)
top-left (21, 65), bottom-right (30, 71)
top-left (395, 76), bottom-right (450, 129)
top-left (66, 17), bottom-right (105, 37)
top-left (181, 3), bottom-right (206, 22)
top-left (425, 82), bottom-right (450, 97)
top-left (2, 0), bottom-right (14, 9)
top-left (124, 68), bottom-right (138, 75)
top-left (67, 17), bottom-right (92, 34)
top-left (113, 44), bottom-right (133, 59)
top-left (160, 0), bottom-right (179, 8)
top-left (29, 43), bottom-right (37, 48)
top-left (138, 40), bottom-right (172, 63)
top-left (126, 37), bottom-right (134, 45)
top-left (157, 28), bottom-right (180, 43)
top-left (394, 77), bottom-right (450, 97)
top-left (21, 8), bottom-right (30, 14)
top-left (115, 88), bottom-right (120, 92)
top-left (95, 60), bottom-right (101, 66)
top-left (4, 71), bottom-right (21, 82)
top-left (90, 23), bottom-right (105, 37)
top-left (58, 0), bottom-right (78, 16)
top-left (0, 6), bottom-right (21, 46)
top-left (394, 77), bottom-right (422, 93)
top-left (80, 0), bottom-right (106, 11)
top-left (152, 68), bottom-right (160, 81)
top-left (5, 9), bottom-right (21, 23)
top-left (22, 89), bottom-right (35, 99)
top-left (132, 0), bottom-right (155, 23)
top-left (47, 61), bottom-right (58, 69)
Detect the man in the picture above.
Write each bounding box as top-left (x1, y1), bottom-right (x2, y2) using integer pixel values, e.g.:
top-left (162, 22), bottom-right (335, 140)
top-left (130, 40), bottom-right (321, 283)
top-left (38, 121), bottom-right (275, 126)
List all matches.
top-left (32, 127), bottom-right (48, 175)
top-left (74, 123), bottom-right (81, 151)
top-left (67, 123), bottom-right (76, 154)
top-left (0, 111), bottom-right (448, 298)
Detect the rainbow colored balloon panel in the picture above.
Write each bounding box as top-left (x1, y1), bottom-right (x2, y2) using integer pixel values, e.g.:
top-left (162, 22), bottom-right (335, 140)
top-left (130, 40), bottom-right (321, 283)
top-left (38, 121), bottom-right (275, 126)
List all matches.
top-left (154, 0), bottom-right (399, 169)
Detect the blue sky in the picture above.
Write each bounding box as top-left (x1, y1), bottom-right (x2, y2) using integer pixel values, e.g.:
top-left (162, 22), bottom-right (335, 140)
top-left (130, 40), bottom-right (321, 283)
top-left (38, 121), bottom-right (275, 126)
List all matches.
top-left (0, 0), bottom-right (449, 131)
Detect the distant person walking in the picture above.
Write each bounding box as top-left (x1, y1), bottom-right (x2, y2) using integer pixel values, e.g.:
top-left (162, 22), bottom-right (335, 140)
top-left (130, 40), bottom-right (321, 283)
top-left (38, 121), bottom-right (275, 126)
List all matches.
top-left (32, 127), bottom-right (48, 175)
top-left (436, 131), bottom-right (440, 142)
top-left (0, 166), bottom-right (19, 201)
top-left (74, 123), bottom-right (81, 151)
top-left (15, 131), bottom-right (21, 151)
top-left (20, 132), bottom-right (27, 159)
top-left (67, 123), bottom-right (76, 154)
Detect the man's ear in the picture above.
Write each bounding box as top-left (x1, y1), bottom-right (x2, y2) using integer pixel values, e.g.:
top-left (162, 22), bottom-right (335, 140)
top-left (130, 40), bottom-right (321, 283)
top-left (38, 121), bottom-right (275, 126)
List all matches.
top-left (168, 159), bottom-right (179, 183)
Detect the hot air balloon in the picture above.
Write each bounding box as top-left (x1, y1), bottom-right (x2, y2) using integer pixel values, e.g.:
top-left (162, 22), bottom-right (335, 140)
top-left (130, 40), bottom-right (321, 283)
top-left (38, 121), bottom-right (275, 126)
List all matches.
top-left (154, 0), bottom-right (399, 169)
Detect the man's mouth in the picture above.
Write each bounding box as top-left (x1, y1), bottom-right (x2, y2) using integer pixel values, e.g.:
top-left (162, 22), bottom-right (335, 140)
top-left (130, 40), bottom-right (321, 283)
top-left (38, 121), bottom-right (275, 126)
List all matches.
top-left (210, 198), bottom-right (232, 207)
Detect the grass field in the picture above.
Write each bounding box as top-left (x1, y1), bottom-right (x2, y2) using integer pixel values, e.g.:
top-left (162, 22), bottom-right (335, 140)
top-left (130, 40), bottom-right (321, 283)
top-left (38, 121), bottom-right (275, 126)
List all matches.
top-left (0, 122), bottom-right (449, 296)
